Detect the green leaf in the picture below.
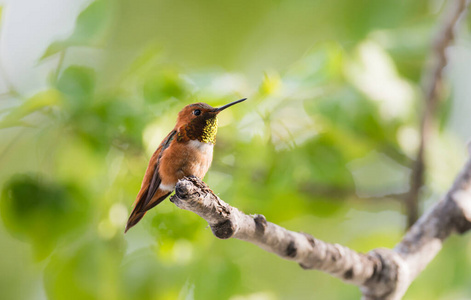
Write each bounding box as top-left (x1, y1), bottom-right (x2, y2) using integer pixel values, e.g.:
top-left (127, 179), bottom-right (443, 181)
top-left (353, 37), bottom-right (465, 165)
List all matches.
top-left (1, 174), bottom-right (89, 260)
top-left (56, 66), bottom-right (96, 105)
top-left (0, 89), bottom-right (63, 129)
top-left (40, 0), bottom-right (111, 60)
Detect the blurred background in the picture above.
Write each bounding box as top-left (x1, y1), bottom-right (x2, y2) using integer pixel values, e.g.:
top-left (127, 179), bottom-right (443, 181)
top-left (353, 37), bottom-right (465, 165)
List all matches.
top-left (1, 0), bottom-right (471, 299)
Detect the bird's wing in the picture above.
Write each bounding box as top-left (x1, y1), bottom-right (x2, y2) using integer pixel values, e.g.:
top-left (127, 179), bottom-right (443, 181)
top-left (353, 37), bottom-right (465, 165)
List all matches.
top-left (133, 129), bottom-right (177, 211)
top-left (125, 130), bottom-right (177, 233)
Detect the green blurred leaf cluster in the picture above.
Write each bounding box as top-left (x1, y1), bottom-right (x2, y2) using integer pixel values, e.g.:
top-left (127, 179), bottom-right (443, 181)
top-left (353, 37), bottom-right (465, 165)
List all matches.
top-left (1, 174), bottom-right (89, 260)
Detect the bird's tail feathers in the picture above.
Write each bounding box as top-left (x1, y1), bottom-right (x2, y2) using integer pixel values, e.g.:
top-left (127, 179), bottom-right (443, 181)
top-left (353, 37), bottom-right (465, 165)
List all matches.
top-left (124, 209), bottom-right (146, 233)
top-left (124, 190), bottom-right (172, 233)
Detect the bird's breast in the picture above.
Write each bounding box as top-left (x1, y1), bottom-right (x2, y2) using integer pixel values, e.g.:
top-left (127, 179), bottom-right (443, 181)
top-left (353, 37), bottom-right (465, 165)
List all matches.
top-left (186, 140), bottom-right (213, 177)
top-left (188, 139), bottom-right (213, 155)
top-left (159, 139), bottom-right (214, 184)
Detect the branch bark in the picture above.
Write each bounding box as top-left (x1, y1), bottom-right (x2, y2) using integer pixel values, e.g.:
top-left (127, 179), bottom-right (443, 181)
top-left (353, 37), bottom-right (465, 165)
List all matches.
top-left (170, 153), bottom-right (471, 299)
top-left (406, 0), bottom-right (469, 227)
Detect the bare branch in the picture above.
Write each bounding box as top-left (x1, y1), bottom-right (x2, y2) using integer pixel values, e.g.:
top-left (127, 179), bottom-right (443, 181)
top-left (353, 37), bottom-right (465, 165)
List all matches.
top-left (170, 177), bottom-right (382, 286)
top-left (406, 0), bottom-right (469, 227)
top-left (396, 157), bottom-right (471, 280)
top-left (170, 153), bottom-right (471, 299)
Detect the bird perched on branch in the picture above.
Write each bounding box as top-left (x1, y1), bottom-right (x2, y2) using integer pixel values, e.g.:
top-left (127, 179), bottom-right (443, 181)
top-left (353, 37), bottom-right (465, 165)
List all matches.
top-left (125, 98), bottom-right (247, 233)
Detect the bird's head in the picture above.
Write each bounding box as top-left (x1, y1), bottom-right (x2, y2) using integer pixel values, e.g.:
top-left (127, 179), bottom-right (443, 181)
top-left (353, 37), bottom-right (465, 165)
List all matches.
top-left (176, 98), bottom-right (246, 125)
top-left (175, 98), bottom-right (246, 144)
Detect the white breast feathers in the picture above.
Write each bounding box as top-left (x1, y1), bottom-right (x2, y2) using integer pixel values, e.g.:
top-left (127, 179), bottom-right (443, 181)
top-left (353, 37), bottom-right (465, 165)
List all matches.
top-left (188, 139), bottom-right (214, 155)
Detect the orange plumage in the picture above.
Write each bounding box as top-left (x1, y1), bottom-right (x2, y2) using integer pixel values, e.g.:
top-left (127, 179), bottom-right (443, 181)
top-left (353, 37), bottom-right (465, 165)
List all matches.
top-left (125, 99), bottom-right (246, 233)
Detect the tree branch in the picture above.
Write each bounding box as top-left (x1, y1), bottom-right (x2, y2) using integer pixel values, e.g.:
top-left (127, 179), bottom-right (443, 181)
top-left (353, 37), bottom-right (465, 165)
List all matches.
top-left (406, 0), bottom-right (469, 228)
top-left (170, 153), bottom-right (471, 299)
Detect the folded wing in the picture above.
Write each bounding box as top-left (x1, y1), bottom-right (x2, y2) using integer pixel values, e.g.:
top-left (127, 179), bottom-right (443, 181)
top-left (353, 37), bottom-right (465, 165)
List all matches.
top-left (125, 130), bottom-right (177, 233)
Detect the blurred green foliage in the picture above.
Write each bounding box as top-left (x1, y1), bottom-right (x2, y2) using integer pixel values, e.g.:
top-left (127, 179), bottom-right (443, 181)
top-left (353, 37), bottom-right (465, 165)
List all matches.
top-left (1, 174), bottom-right (89, 260)
top-left (1, 0), bottom-right (470, 299)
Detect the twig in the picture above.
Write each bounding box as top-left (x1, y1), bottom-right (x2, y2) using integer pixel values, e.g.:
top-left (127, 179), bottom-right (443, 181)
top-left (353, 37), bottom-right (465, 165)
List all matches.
top-left (299, 182), bottom-right (409, 202)
top-left (170, 152), bottom-right (471, 299)
top-left (54, 50), bottom-right (66, 83)
top-left (406, 0), bottom-right (469, 228)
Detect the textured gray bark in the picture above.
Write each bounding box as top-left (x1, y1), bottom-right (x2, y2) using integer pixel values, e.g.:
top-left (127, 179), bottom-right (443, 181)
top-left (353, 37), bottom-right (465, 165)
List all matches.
top-left (170, 154), bottom-right (471, 299)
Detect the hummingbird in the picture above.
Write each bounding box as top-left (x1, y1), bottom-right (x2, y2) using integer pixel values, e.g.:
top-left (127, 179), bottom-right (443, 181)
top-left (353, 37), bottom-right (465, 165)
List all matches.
top-left (125, 98), bottom-right (247, 233)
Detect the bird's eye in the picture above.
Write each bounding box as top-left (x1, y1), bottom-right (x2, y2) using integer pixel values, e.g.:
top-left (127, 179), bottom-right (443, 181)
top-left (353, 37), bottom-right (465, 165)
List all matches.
top-left (193, 109), bottom-right (201, 116)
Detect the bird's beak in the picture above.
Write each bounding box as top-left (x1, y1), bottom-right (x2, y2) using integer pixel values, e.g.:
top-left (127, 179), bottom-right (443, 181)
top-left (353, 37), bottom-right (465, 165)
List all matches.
top-left (214, 98), bottom-right (247, 113)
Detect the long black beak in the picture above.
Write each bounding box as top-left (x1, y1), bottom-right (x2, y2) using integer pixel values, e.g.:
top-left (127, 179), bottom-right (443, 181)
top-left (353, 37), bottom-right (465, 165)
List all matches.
top-left (214, 98), bottom-right (247, 113)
